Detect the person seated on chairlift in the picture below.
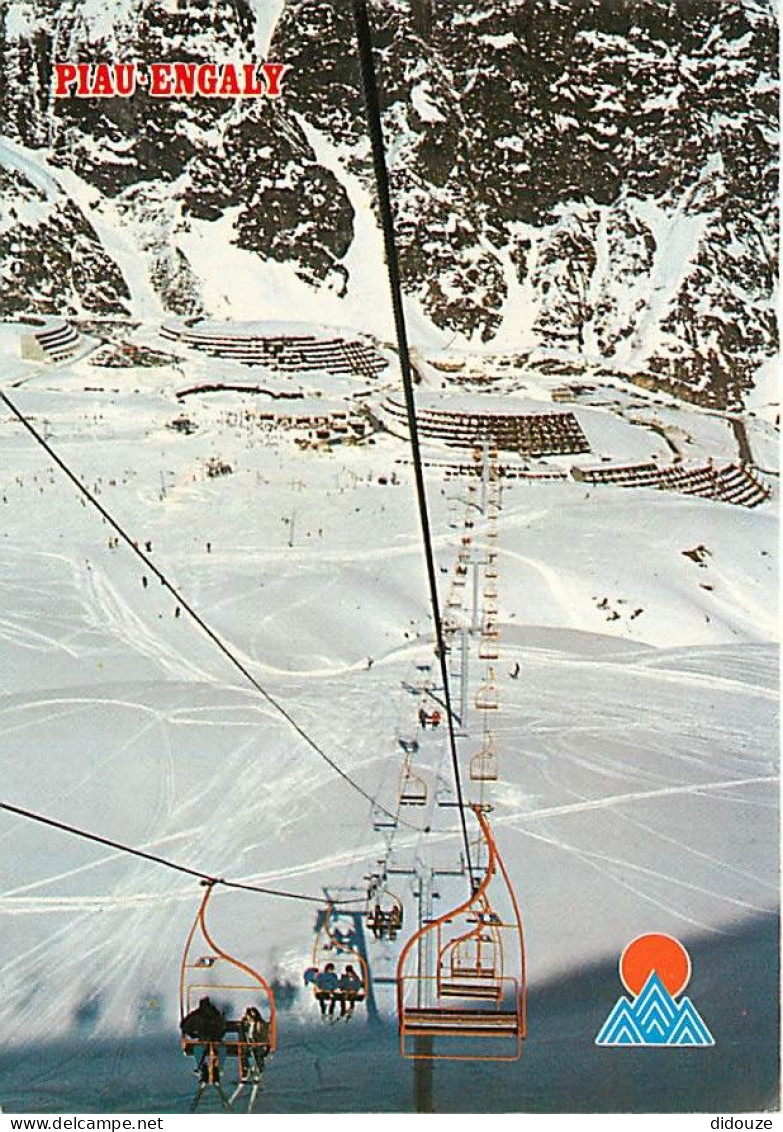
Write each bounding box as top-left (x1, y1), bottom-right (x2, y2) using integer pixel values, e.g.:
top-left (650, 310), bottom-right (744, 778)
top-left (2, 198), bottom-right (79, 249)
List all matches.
top-left (180, 995), bottom-right (227, 1082)
top-left (370, 901), bottom-right (402, 941)
top-left (338, 964), bottom-right (364, 1018)
top-left (314, 962), bottom-right (340, 1017)
top-left (388, 904), bottom-right (403, 939)
top-left (237, 1005), bottom-right (271, 1081)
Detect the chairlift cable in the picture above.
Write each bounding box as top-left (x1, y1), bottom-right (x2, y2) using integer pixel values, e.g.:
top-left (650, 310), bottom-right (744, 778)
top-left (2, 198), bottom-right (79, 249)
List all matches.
top-left (0, 798), bottom-right (356, 904)
top-left (351, 0), bottom-right (474, 887)
top-left (0, 390), bottom-right (414, 832)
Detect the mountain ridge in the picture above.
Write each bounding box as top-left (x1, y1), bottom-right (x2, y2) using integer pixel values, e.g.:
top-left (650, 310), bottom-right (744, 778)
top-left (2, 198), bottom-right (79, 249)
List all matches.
top-left (0, 0), bottom-right (778, 409)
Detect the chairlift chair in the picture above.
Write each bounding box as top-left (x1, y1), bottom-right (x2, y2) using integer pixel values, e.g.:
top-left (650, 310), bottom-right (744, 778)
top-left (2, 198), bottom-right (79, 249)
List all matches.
top-left (371, 804), bottom-right (398, 832)
top-left (439, 916), bottom-right (503, 1001)
top-left (400, 757), bottom-right (428, 807)
top-left (475, 669), bottom-right (499, 712)
top-left (309, 902), bottom-right (369, 1020)
top-left (441, 615), bottom-right (459, 636)
top-left (180, 882), bottom-right (276, 1113)
top-left (396, 805), bottom-right (526, 1060)
top-left (470, 736), bottom-right (499, 782)
top-left (365, 885), bottom-right (404, 941)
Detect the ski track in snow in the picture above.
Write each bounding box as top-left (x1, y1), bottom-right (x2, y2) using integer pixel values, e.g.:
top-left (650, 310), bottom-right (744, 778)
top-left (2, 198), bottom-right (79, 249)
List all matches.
top-left (502, 775), bottom-right (777, 827)
top-left (600, 796), bottom-right (779, 892)
top-left (515, 826), bottom-right (730, 936)
top-left (84, 569), bottom-right (214, 685)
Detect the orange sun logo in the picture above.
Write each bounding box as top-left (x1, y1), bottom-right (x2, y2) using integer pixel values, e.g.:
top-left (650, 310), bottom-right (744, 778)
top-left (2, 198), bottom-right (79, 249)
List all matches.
top-left (619, 932), bottom-right (691, 998)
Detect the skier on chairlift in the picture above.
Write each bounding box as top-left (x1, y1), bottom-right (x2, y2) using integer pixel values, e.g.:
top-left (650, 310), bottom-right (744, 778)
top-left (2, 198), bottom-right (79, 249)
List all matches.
top-left (180, 996), bottom-right (227, 1082)
top-left (338, 965), bottom-right (364, 1018)
top-left (314, 963), bottom-right (340, 1018)
top-left (238, 1005), bottom-right (271, 1082)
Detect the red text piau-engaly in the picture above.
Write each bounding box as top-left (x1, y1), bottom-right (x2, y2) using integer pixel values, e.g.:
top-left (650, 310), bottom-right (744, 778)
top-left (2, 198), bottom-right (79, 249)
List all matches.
top-left (53, 61), bottom-right (288, 99)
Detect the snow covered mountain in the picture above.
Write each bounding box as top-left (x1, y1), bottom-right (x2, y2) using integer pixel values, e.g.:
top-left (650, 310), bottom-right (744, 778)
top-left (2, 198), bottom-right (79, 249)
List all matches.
top-left (0, 0), bottom-right (778, 409)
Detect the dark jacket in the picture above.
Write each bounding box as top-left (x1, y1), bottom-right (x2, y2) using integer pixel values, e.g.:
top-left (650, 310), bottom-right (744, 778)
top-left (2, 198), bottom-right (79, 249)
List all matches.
top-left (339, 970), bottom-right (363, 994)
top-left (315, 969), bottom-right (339, 993)
top-left (180, 999), bottom-right (227, 1042)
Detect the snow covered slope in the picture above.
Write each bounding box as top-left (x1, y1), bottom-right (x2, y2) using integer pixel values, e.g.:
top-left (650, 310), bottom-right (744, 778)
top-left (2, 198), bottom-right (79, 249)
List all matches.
top-left (0, 333), bottom-right (776, 1100)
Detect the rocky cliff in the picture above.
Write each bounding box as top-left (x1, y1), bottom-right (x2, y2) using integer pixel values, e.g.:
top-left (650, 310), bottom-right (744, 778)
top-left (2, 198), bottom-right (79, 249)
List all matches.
top-left (0, 0), bottom-right (778, 407)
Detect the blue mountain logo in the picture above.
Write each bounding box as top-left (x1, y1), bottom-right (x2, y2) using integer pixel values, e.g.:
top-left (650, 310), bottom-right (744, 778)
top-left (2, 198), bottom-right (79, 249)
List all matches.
top-left (596, 971), bottom-right (714, 1047)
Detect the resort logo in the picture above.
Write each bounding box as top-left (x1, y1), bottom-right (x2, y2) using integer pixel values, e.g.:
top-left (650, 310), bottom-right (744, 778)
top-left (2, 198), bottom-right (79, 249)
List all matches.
top-left (53, 61), bottom-right (288, 100)
top-left (595, 932), bottom-right (714, 1047)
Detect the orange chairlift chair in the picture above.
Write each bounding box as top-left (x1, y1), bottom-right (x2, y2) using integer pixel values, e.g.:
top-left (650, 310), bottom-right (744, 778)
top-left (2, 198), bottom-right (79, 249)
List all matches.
top-left (396, 805), bottom-right (526, 1060)
top-left (400, 751), bottom-right (428, 807)
top-left (371, 802), bottom-right (398, 832)
top-left (439, 904), bottom-right (502, 1001)
top-left (475, 667), bottom-right (500, 711)
top-left (441, 613), bottom-right (460, 636)
top-left (365, 875), bottom-right (404, 941)
top-left (478, 632), bottom-right (499, 660)
top-left (447, 586), bottom-right (463, 611)
top-left (179, 881), bottom-right (276, 1113)
top-left (308, 901), bottom-right (369, 1020)
top-left (470, 734), bottom-right (499, 783)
